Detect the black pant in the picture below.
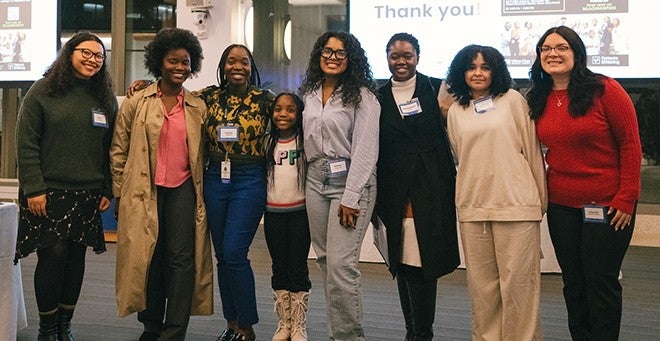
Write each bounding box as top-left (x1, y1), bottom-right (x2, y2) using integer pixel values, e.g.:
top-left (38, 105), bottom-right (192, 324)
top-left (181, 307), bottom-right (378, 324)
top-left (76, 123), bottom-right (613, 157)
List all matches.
top-left (263, 210), bottom-right (311, 292)
top-left (547, 203), bottom-right (635, 341)
top-left (138, 178), bottom-right (196, 340)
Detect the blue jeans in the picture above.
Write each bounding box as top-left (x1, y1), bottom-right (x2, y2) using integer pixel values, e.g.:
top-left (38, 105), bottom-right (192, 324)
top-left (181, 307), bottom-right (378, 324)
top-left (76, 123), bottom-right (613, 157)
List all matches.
top-left (305, 159), bottom-right (376, 341)
top-left (204, 162), bottom-right (266, 328)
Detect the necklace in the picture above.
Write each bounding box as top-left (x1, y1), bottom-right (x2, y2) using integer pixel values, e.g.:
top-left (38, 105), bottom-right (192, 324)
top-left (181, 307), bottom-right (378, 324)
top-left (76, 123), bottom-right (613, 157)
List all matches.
top-left (553, 91), bottom-right (568, 107)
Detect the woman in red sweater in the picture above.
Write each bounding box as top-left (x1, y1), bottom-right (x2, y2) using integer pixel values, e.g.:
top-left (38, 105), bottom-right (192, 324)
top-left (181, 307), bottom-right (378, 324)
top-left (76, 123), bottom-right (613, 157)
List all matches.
top-left (527, 26), bottom-right (641, 340)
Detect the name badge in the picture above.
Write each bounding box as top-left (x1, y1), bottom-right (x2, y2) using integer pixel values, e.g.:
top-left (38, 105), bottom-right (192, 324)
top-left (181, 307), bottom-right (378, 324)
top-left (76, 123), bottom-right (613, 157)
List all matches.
top-left (218, 125), bottom-right (239, 142)
top-left (221, 159), bottom-right (231, 183)
top-left (327, 158), bottom-right (349, 178)
top-left (473, 95), bottom-right (495, 114)
top-left (91, 109), bottom-right (108, 128)
top-left (582, 204), bottom-right (608, 223)
top-left (398, 98), bottom-right (422, 117)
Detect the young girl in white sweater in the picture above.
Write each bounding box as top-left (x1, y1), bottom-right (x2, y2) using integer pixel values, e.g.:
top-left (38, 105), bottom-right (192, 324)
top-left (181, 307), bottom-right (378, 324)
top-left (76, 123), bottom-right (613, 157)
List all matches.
top-left (264, 93), bottom-right (310, 341)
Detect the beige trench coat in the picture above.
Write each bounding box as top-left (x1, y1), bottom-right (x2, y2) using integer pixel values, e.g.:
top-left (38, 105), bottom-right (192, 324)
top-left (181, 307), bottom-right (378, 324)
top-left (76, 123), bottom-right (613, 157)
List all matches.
top-left (110, 83), bottom-right (213, 317)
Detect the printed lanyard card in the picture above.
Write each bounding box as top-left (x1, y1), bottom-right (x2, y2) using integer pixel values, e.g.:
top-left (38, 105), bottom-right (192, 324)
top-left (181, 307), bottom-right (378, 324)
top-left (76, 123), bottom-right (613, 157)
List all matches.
top-left (582, 204), bottom-right (608, 223)
top-left (91, 109), bottom-right (108, 128)
top-left (218, 125), bottom-right (239, 142)
top-left (221, 159), bottom-right (231, 184)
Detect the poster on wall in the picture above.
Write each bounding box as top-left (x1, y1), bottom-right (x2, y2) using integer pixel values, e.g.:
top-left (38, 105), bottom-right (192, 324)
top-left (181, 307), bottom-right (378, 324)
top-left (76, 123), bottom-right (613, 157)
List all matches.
top-left (0, 0), bottom-right (57, 83)
top-left (350, 0), bottom-right (656, 80)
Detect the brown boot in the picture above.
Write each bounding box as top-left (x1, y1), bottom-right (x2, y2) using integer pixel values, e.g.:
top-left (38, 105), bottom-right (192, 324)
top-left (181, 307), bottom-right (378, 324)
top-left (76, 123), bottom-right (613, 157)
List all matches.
top-left (290, 291), bottom-right (309, 341)
top-left (272, 290), bottom-right (291, 341)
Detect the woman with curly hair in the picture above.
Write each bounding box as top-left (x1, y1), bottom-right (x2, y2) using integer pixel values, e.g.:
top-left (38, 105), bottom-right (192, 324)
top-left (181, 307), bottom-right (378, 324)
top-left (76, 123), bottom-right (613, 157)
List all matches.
top-left (299, 31), bottom-right (380, 340)
top-left (15, 32), bottom-right (117, 341)
top-left (127, 42), bottom-right (272, 341)
top-left (110, 27), bottom-right (213, 341)
top-left (445, 44), bottom-right (547, 340)
top-left (527, 26), bottom-right (641, 340)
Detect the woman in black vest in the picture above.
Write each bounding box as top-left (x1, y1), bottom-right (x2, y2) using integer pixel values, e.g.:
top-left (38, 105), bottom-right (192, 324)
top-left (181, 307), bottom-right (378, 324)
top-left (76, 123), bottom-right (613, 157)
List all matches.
top-left (375, 32), bottom-right (459, 340)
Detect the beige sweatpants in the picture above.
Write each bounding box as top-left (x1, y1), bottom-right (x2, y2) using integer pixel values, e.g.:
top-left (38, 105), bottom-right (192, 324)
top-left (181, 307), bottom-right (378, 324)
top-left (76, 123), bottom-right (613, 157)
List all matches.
top-left (460, 221), bottom-right (543, 341)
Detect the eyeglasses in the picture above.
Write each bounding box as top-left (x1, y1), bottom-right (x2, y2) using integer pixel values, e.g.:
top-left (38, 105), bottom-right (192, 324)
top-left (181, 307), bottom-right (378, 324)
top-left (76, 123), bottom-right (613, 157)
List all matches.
top-left (74, 48), bottom-right (106, 63)
top-left (539, 45), bottom-right (571, 54)
top-left (320, 48), bottom-right (347, 60)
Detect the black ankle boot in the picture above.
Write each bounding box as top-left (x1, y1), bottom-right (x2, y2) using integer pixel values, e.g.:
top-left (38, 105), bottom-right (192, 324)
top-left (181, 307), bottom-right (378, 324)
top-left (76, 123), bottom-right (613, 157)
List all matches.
top-left (38, 310), bottom-right (59, 341)
top-left (57, 306), bottom-right (75, 341)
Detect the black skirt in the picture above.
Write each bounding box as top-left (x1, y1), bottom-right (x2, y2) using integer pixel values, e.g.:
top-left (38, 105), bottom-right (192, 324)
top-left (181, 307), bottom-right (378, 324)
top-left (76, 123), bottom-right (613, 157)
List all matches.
top-left (14, 188), bottom-right (106, 262)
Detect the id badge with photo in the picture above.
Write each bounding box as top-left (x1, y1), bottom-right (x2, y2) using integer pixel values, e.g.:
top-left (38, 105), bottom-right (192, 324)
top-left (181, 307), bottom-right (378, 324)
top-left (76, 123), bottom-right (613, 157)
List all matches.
top-left (221, 159), bottom-right (231, 184)
top-left (218, 125), bottom-right (239, 142)
top-left (582, 204), bottom-right (608, 223)
top-left (91, 109), bottom-right (108, 128)
top-left (398, 98), bottom-right (422, 117)
top-left (327, 158), bottom-right (349, 178)
top-left (473, 95), bottom-right (495, 115)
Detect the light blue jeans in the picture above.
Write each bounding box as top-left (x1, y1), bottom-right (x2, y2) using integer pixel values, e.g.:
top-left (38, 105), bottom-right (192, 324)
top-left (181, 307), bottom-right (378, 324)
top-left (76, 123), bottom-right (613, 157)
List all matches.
top-left (305, 159), bottom-right (376, 341)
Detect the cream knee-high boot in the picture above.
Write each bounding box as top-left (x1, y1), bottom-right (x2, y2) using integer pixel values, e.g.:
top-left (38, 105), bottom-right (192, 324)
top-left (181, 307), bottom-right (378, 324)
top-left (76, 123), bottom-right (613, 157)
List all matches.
top-left (272, 290), bottom-right (291, 341)
top-left (290, 291), bottom-right (309, 341)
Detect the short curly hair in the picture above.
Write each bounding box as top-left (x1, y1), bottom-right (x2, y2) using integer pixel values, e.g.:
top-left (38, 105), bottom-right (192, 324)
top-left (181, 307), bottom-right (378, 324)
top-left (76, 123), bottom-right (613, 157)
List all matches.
top-left (446, 44), bottom-right (512, 107)
top-left (144, 28), bottom-right (203, 78)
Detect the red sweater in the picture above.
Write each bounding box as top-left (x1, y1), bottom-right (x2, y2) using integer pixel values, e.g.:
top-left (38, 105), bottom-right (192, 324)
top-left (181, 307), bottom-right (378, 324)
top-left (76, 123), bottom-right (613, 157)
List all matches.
top-left (536, 77), bottom-right (641, 214)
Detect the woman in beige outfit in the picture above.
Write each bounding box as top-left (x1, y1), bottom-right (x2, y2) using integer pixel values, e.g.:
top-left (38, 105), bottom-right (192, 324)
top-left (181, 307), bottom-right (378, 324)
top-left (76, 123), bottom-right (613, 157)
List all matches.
top-left (110, 28), bottom-right (213, 340)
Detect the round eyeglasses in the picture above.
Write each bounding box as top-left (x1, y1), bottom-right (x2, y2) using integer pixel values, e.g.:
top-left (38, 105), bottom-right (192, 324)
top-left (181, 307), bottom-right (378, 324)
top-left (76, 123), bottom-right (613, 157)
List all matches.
top-left (75, 48), bottom-right (106, 63)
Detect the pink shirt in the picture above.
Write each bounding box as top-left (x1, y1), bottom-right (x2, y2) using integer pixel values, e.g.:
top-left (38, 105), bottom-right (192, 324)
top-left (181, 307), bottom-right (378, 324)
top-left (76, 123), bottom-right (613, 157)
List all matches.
top-left (155, 89), bottom-right (191, 188)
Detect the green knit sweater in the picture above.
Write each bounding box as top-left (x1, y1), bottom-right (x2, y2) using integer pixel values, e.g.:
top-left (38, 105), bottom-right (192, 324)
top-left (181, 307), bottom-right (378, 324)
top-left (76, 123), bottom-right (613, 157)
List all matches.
top-left (16, 77), bottom-right (117, 198)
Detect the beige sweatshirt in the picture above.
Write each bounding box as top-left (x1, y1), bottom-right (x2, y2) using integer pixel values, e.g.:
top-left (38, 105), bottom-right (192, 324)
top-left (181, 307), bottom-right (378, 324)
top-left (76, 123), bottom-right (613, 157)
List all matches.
top-left (447, 89), bottom-right (547, 222)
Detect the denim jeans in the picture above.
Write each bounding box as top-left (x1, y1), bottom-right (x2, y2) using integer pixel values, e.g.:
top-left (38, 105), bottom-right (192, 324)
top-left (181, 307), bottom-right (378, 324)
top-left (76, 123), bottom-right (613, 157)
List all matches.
top-left (305, 159), bottom-right (376, 341)
top-left (204, 161), bottom-right (266, 328)
top-left (547, 203), bottom-right (635, 341)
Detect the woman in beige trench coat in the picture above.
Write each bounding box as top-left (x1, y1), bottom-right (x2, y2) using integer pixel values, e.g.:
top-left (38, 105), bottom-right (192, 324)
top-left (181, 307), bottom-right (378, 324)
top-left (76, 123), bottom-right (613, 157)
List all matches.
top-left (110, 28), bottom-right (213, 341)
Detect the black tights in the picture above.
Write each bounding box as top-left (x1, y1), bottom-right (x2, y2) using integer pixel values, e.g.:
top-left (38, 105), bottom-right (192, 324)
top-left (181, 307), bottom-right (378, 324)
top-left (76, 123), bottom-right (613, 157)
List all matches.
top-left (34, 239), bottom-right (87, 313)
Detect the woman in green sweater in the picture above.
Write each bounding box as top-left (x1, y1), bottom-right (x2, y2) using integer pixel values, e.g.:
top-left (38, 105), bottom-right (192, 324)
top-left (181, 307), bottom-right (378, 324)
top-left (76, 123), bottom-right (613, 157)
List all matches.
top-left (14, 32), bottom-right (117, 341)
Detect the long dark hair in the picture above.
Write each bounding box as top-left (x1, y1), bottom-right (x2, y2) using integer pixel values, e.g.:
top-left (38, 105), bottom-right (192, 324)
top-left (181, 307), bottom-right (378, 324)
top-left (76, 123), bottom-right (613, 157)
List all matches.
top-left (527, 26), bottom-right (604, 119)
top-left (44, 32), bottom-right (115, 113)
top-left (216, 44), bottom-right (261, 89)
top-left (299, 31), bottom-right (376, 110)
top-left (265, 92), bottom-right (306, 190)
top-left (446, 44), bottom-right (512, 107)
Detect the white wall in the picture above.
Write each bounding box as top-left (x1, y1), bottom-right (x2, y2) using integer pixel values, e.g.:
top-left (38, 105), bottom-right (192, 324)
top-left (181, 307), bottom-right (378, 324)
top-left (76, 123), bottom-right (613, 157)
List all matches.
top-left (177, 0), bottom-right (251, 91)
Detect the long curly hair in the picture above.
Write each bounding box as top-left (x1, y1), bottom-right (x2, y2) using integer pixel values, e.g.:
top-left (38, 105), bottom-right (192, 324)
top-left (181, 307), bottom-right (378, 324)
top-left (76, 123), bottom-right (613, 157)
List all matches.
top-left (144, 28), bottom-right (203, 78)
top-left (265, 92), bottom-right (306, 190)
top-left (216, 44), bottom-right (261, 89)
top-left (446, 44), bottom-right (512, 107)
top-left (44, 32), bottom-right (115, 113)
top-left (299, 31), bottom-right (376, 109)
top-left (526, 26), bottom-right (604, 119)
